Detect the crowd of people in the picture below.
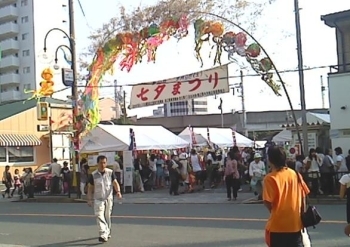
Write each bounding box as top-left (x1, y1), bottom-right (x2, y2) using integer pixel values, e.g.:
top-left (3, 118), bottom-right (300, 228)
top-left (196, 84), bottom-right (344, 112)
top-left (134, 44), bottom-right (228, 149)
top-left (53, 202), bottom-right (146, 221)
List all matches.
top-left (1, 166), bottom-right (35, 199)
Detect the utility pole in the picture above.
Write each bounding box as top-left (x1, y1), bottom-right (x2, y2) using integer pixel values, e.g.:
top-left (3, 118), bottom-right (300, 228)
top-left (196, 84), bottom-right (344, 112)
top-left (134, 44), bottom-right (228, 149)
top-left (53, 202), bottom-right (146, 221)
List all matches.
top-left (113, 79), bottom-right (120, 119)
top-left (320, 75), bottom-right (326, 108)
top-left (294, 0), bottom-right (308, 155)
top-left (240, 70), bottom-right (248, 136)
top-left (123, 90), bottom-right (127, 124)
top-left (68, 0), bottom-right (80, 198)
top-left (218, 98), bottom-right (223, 127)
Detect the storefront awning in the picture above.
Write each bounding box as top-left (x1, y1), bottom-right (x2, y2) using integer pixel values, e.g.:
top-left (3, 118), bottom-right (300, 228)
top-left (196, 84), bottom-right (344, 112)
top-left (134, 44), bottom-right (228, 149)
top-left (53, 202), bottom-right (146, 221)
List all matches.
top-left (0, 134), bottom-right (42, 147)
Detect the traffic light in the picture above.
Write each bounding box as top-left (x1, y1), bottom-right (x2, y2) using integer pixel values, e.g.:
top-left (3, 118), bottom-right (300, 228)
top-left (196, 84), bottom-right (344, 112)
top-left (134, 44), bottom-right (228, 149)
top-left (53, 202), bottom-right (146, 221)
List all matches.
top-left (37, 102), bottom-right (49, 121)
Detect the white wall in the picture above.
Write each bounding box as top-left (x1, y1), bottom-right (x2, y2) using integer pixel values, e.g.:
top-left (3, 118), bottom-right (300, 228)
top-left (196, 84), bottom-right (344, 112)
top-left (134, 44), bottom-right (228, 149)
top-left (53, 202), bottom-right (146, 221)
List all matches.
top-left (328, 72), bottom-right (350, 152)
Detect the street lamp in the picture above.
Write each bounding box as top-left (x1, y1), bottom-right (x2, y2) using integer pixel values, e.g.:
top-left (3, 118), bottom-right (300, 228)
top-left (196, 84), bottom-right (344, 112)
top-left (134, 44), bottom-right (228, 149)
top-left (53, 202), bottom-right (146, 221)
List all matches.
top-left (43, 0), bottom-right (80, 197)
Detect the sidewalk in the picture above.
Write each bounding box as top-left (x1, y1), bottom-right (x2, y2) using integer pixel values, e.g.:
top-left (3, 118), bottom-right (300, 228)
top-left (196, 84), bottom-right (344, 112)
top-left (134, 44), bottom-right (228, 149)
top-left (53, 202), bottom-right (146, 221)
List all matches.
top-left (6, 188), bottom-right (256, 204)
top-left (2, 185), bottom-right (345, 204)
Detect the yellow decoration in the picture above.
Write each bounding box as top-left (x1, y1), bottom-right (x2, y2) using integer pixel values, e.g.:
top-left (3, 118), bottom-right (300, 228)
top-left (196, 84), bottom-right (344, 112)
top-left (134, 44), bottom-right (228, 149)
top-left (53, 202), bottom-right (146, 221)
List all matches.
top-left (24, 67), bottom-right (55, 101)
top-left (39, 68), bottom-right (55, 97)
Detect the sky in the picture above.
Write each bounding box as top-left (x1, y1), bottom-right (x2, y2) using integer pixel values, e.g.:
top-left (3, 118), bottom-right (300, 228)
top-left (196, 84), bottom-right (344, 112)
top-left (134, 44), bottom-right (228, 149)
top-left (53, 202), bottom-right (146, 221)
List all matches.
top-left (72, 0), bottom-right (350, 118)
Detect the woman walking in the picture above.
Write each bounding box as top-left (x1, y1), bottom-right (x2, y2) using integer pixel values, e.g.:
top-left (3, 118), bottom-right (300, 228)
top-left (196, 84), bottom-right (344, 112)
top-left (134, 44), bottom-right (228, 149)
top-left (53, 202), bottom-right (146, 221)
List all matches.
top-left (2, 165), bottom-right (12, 198)
top-left (224, 152), bottom-right (240, 201)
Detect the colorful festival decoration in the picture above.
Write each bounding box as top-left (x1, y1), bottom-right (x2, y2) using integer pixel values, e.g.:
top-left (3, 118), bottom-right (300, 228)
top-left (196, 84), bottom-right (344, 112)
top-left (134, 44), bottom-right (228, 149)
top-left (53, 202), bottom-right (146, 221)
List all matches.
top-left (81, 15), bottom-right (280, 133)
top-left (24, 68), bottom-right (55, 101)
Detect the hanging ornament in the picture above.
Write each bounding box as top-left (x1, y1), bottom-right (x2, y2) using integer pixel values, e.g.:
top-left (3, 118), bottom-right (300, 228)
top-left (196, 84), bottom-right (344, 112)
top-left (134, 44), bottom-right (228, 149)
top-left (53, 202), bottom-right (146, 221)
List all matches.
top-left (246, 43), bottom-right (261, 58)
top-left (210, 22), bottom-right (224, 37)
top-left (148, 24), bottom-right (160, 36)
top-left (222, 31), bottom-right (235, 46)
top-left (235, 32), bottom-right (247, 47)
top-left (259, 58), bottom-right (273, 72)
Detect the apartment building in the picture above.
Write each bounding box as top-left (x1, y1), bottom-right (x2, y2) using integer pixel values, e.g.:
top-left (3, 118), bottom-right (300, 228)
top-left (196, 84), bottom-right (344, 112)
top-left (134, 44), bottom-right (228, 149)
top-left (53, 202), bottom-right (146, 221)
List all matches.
top-left (0, 0), bottom-right (70, 103)
top-left (161, 98), bottom-right (208, 117)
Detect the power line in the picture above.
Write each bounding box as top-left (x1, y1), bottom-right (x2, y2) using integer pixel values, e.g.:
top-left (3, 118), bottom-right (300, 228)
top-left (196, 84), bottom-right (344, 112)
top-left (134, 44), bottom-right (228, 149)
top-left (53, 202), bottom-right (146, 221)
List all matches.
top-left (51, 63), bottom-right (331, 94)
top-left (77, 0), bottom-right (94, 31)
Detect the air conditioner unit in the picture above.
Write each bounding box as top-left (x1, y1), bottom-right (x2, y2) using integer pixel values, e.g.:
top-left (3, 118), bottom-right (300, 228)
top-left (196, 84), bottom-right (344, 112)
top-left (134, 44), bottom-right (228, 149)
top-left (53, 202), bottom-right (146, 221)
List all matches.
top-left (37, 124), bottom-right (50, 132)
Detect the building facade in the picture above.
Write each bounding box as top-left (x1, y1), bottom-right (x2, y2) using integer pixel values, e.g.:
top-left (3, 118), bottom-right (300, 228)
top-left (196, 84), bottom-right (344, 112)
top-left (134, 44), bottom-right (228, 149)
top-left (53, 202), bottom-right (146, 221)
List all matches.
top-left (137, 108), bottom-right (329, 135)
top-left (162, 98), bottom-right (208, 117)
top-left (0, 98), bottom-right (71, 175)
top-left (153, 106), bottom-right (164, 117)
top-left (0, 0), bottom-right (70, 103)
top-left (322, 10), bottom-right (350, 153)
top-left (99, 98), bottom-right (121, 121)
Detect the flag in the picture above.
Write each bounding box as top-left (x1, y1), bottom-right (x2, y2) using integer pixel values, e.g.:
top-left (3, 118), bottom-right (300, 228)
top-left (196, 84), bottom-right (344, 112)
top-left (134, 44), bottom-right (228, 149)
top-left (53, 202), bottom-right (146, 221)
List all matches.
top-left (231, 125), bottom-right (237, 147)
top-left (129, 128), bottom-right (137, 157)
top-left (188, 125), bottom-right (197, 148)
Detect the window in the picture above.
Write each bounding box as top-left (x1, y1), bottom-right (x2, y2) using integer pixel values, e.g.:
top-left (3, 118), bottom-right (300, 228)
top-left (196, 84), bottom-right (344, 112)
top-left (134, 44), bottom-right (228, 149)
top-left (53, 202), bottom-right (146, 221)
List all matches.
top-left (21, 0), bottom-right (28, 6)
top-left (23, 67), bottom-right (30, 74)
top-left (0, 147), bottom-right (6, 162)
top-left (8, 147), bottom-right (34, 163)
top-left (22, 33), bottom-right (28, 40)
top-left (21, 16), bottom-right (28, 23)
top-left (24, 84), bottom-right (31, 90)
top-left (22, 50), bottom-right (30, 57)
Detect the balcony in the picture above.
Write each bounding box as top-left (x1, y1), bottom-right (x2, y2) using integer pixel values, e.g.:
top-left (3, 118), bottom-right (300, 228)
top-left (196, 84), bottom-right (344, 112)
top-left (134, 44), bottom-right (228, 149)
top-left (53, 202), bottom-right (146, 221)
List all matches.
top-left (0, 90), bottom-right (21, 102)
top-left (0, 5), bottom-right (18, 24)
top-left (0, 56), bottom-right (19, 72)
top-left (0, 22), bottom-right (18, 41)
top-left (0, 73), bottom-right (20, 86)
top-left (0, 39), bottom-right (19, 56)
top-left (0, 0), bottom-right (16, 8)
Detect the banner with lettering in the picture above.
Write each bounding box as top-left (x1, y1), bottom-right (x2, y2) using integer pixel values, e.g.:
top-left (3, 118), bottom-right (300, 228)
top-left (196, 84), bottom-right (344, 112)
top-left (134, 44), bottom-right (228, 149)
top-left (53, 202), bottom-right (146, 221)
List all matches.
top-left (129, 65), bottom-right (229, 109)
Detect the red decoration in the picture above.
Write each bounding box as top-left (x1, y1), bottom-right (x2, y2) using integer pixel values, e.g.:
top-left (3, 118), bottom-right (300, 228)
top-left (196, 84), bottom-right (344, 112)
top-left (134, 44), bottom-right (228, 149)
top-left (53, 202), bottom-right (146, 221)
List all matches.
top-left (289, 147), bottom-right (296, 154)
top-left (189, 78), bottom-right (201, 92)
top-left (208, 72), bottom-right (219, 89)
top-left (172, 82), bottom-right (181, 96)
top-left (136, 88), bottom-right (150, 101)
top-left (154, 84), bottom-right (166, 100)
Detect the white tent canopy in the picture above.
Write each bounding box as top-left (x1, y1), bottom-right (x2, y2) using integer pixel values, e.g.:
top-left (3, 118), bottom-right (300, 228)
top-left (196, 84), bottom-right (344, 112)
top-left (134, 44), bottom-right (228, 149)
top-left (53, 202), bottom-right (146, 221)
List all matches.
top-left (179, 127), bottom-right (254, 148)
top-left (178, 133), bottom-right (208, 147)
top-left (80, 124), bottom-right (189, 153)
top-left (272, 129), bottom-right (292, 143)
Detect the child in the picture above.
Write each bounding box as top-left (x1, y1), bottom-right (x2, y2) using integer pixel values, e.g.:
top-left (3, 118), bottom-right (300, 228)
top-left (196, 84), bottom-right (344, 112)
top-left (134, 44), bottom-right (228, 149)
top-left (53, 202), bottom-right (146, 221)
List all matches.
top-left (11, 169), bottom-right (22, 197)
top-left (61, 161), bottom-right (71, 194)
top-left (163, 165), bottom-right (170, 187)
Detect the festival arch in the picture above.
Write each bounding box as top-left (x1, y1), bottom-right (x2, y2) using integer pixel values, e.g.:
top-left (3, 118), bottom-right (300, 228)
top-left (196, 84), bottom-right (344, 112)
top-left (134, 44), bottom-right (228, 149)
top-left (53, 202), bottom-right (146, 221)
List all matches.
top-left (27, 12), bottom-right (302, 148)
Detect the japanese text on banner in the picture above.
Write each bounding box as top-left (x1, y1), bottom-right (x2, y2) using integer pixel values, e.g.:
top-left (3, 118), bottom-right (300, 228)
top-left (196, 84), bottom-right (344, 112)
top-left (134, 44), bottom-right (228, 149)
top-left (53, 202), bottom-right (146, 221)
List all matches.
top-left (129, 65), bottom-right (229, 109)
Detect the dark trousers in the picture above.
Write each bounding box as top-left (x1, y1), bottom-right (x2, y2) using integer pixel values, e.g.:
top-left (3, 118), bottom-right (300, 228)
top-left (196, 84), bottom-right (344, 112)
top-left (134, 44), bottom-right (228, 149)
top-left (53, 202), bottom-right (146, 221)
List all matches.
top-left (27, 185), bottom-right (34, 198)
top-left (169, 175), bottom-right (180, 195)
top-left (3, 182), bottom-right (11, 195)
top-left (226, 176), bottom-right (239, 199)
top-left (320, 173), bottom-right (333, 195)
top-left (11, 184), bottom-right (20, 196)
top-left (269, 232), bottom-right (303, 247)
top-left (310, 177), bottom-right (319, 196)
top-left (51, 176), bottom-right (60, 194)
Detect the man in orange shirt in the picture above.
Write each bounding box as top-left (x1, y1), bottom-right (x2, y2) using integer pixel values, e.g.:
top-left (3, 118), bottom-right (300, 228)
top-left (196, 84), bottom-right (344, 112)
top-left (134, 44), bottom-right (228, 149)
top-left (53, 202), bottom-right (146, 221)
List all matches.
top-left (263, 146), bottom-right (311, 247)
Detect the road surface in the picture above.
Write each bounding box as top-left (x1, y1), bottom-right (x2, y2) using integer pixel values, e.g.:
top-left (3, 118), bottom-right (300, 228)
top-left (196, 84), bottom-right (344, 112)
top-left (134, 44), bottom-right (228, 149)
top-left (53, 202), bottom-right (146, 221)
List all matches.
top-left (0, 201), bottom-right (349, 246)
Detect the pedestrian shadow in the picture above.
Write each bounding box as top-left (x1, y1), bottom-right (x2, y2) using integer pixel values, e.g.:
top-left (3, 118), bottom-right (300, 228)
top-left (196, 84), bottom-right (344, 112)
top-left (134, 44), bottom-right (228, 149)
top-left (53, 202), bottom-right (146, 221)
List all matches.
top-left (35, 237), bottom-right (101, 247)
top-left (153, 237), bottom-right (263, 247)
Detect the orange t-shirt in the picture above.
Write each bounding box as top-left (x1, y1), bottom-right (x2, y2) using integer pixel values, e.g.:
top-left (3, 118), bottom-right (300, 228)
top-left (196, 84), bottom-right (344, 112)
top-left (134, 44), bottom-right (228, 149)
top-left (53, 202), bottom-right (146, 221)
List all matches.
top-left (263, 167), bottom-right (310, 233)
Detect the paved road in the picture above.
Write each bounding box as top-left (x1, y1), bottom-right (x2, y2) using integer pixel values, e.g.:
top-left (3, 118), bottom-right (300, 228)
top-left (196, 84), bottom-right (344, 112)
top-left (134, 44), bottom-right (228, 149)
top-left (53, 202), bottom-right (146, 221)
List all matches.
top-left (0, 201), bottom-right (349, 247)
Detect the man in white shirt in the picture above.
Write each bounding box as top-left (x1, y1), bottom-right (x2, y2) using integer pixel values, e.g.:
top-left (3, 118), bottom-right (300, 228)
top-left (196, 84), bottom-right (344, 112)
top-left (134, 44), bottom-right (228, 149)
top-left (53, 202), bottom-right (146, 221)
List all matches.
top-left (249, 153), bottom-right (266, 196)
top-left (49, 158), bottom-right (62, 194)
